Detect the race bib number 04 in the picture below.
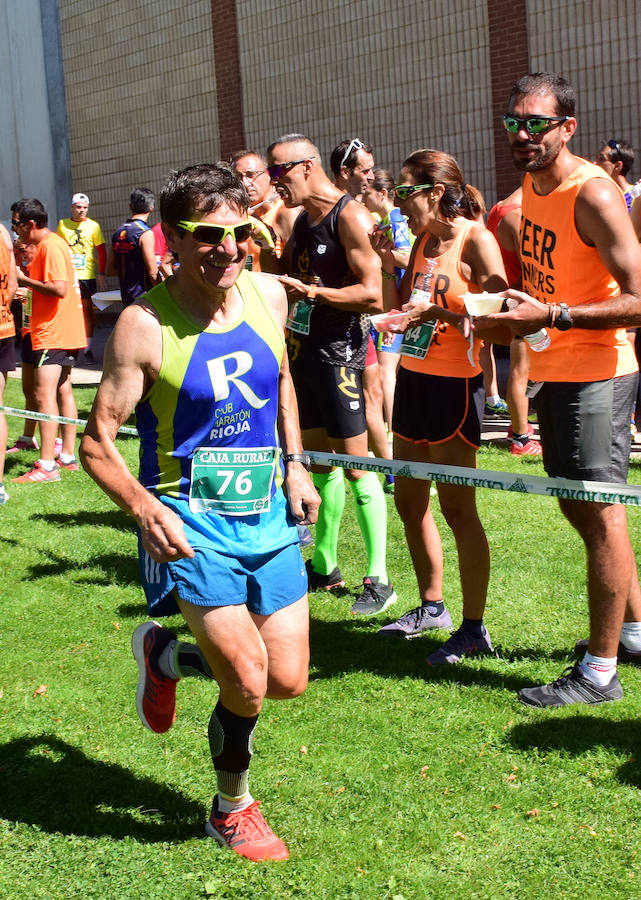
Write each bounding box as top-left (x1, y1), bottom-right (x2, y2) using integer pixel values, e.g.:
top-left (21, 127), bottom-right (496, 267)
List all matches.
top-left (400, 321), bottom-right (437, 359)
top-left (189, 446), bottom-right (277, 515)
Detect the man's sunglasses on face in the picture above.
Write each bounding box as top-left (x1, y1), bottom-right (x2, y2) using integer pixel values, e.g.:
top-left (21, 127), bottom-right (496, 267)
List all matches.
top-left (266, 158), bottom-right (311, 180)
top-left (177, 220), bottom-right (253, 245)
top-left (503, 114), bottom-right (570, 136)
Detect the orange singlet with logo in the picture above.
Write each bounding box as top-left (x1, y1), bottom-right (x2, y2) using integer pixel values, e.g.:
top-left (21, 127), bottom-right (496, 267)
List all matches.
top-left (401, 218), bottom-right (482, 378)
top-left (0, 240), bottom-right (16, 341)
top-left (521, 161), bottom-right (637, 382)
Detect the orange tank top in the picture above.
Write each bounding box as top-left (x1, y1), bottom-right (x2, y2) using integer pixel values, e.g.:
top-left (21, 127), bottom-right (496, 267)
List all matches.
top-left (401, 218), bottom-right (482, 378)
top-left (521, 161), bottom-right (637, 382)
top-left (0, 240), bottom-right (16, 341)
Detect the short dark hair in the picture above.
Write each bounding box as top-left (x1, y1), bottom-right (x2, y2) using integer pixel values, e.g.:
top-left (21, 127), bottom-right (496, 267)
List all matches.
top-left (13, 198), bottom-right (48, 228)
top-left (329, 138), bottom-right (374, 176)
top-left (159, 164), bottom-right (249, 228)
top-left (266, 133), bottom-right (317, 156)
top-left (129, 187), bottom-right (155, 214)
top-left (229, 149), bottom-right (267, 167)
top-left (509, 72), bottom-right (576, 118)
top-left (606, 140), bottom-right (634, 177)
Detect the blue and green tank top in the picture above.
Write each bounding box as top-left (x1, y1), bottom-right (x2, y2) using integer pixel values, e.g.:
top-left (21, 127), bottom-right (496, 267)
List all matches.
top-left (136, 270), bottom-right (285, 503)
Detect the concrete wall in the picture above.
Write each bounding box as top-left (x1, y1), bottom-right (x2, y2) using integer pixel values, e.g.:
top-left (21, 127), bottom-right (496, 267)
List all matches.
top-left (0, 1), bottom-right (63, 230)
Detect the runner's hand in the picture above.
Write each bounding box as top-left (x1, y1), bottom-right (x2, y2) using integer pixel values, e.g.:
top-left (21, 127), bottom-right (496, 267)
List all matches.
top-left (472, 288), bottom-right (548, 336)
top-left (285, 465), bottom-right (320, 525)
top-left (138, 498), bottom-right (195, 563)
top-left (276, 275), bottom-right (310, 298)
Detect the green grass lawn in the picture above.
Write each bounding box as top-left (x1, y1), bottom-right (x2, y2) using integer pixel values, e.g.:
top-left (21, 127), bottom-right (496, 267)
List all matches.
top-left (1, 377), bottom-right (641, 899)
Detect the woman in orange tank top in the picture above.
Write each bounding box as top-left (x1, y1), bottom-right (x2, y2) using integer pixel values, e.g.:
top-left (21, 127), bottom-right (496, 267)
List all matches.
top-left (371, 149), bottom-right (509, 663)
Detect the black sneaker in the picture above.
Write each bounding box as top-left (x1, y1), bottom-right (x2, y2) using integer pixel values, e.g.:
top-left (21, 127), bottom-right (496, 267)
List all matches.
top-left (305, 559), bottom-right (345, 590)
top-left (350, 577), bottom-right (397, 616)
top-left (574, 638), bottom-right (641, 666)
top-left (518, 663), bottom-right (623, 708)
top-left (377, 604), bottom-right (452, 638)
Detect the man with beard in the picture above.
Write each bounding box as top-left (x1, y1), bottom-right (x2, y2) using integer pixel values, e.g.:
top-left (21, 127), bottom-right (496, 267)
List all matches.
top-left (480, 72), bottom-right (641, 707)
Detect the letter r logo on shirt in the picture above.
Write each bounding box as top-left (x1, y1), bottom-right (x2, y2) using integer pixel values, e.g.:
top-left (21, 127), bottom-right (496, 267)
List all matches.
top-left (207, 351), bottom-right (268, 409)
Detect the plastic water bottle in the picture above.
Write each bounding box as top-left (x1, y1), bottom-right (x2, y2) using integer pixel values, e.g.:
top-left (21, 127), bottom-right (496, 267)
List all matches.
top-left (523, 328), bottom-right (551, 352)
top-left (506, 298), bottom-right (550, 351)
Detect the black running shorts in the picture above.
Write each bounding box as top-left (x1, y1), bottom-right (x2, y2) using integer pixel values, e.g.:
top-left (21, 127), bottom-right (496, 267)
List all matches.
top-left (291, 359), bottom-right (367, 439)
top-left (393, 367), bottom-right (485, 448)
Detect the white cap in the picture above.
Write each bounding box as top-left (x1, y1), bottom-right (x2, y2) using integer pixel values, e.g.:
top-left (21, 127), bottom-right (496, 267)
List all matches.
top-left (72, 193), bottom-right (89, 204)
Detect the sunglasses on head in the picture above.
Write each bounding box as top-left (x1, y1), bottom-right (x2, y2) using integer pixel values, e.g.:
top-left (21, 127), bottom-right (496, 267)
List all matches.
top-left (393, 182), bottom-right (434, 200)
top-left (266, 158), bottom-right (311, 180)
top-left (607, 139), bottom-right (622, 156)
top-left (339, 138), bottom-right (364, 169)
top-left (177, 220), bottom-right (252, 245)
top-left (503, 114), bottom-right (570, 136)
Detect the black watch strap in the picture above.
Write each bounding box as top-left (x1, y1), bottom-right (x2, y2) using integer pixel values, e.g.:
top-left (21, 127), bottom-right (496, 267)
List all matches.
top-left (283, 452), bottom-right (311, 468)
top-left (555, 303), bottom-right (573, 330)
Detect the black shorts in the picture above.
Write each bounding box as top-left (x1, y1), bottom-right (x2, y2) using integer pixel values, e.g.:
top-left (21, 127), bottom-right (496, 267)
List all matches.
top-left (393, 368), bottom-right (485, 448)
top-left (0, 335), bottom-right (16, 372)
top-left (79, 279), bottom-right (97, 301)
top-left (31, 346), bottom-right (80, 368)
top-left (291, 359), bottom-right (367, 439)
top-left (536, 373), bottom-right (638, 482)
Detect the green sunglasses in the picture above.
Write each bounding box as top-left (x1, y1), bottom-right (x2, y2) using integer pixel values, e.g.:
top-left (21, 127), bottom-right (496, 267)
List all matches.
top-left (177, 219), bottom-right (252, 245)
top-left (503, 114), bottom-right (570, 136)
top-left (393, 182), bottom-right (434, 200)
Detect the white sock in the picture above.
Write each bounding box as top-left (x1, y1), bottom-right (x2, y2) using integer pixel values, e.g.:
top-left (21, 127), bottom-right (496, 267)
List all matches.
top-left (581, 652), bottom-right (617, 686)
top-left (59, 452), bottom-right (76, 465)
top-left (37, 458), bottom-right (56, 472)
top-left (487, 394), bottom-right (500, 405)
top-left (620, 622), bottom-right (641, 653)
top-left (218, 792), bottom-right (254, 814)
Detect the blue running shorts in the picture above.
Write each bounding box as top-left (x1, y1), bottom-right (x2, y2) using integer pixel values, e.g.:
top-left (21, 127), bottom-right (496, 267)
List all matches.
top-left (138, 489), bottom-right (307, 617)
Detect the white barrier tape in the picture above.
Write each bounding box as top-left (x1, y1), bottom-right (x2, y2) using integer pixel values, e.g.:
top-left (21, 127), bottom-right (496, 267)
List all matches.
top-left (306, 451), bottom-right (641, 507)
top-left (3, 405), bottom-right (639, 505)
top-left (0, 406), bottom-right (138, 436)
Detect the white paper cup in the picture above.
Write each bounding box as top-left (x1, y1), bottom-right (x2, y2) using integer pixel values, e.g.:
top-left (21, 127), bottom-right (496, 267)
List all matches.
top-left (461, 293), bottom-right (504, 316)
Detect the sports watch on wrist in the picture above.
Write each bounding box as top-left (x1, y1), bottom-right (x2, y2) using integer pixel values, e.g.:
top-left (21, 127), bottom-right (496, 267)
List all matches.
top-left (555, 303), bottom-right (573, 331)
top-left (283, 453), bottom-right (311, 469)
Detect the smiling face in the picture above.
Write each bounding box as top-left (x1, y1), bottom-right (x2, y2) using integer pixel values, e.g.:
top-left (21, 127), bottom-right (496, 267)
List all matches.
top-left (393, 169), bottom-right (435, 235)
top-left (168, 202), bottom-right (249, 293)
top-left (507, 92), bottom-right (574, 173)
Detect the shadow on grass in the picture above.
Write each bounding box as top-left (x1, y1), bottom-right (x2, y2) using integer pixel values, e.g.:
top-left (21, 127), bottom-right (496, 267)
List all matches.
top-left (0, 735), bottom-right (205, 841)
top-left (509, 717), bottom-right (641, 789)
top-left (308, 617), bottom-right (555, 693)
top-left (27, 551), bottom-right (140, 586)
top-left (32, 509), bottom-right (133, 530)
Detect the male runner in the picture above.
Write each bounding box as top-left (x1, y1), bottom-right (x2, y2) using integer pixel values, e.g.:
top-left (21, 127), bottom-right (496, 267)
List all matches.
top-left (267, 133), bottom-right (394, 616)
top-left (481, 72), bottom-right (641, 706)
top-left (57, 193), bottom-right (106, 358)
top-left (595, 140), bottom-right (637, 211)
top-left (107, 187), bottom-right (159, 306)
top-left (11, 199), bottom-right (86, 482)
top-left (80, 164), bottom-right (319, 861)
top-left (329, 138), bottom-right (375, 200)
top-left (231, 149), bottom-right (300, 272)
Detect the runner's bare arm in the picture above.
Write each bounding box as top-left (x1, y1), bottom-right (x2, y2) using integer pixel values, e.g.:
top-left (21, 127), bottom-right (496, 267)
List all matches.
top-left (486, 180), bottom-right (641, 334)
top-left (255, 273), bottom-right (320, 525)
top-left (140, 229), bottom-right (160, 286)
top-left (1, 226), bottom-right (18, 300)
top-left (79, 303), bottom-right (194, 563)
top-left (278, 202), bottom-right (382, 313)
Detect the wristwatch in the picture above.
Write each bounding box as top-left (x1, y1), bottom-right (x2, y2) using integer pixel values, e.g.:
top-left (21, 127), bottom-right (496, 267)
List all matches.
top-left (283, 452), bottom-right (311, 469)
top-left (555, 303), bottom-right (573, 331)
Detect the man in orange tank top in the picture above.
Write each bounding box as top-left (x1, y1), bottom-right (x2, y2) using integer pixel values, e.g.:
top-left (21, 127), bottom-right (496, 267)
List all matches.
top-left (481, 72), bottom-right (641, 707)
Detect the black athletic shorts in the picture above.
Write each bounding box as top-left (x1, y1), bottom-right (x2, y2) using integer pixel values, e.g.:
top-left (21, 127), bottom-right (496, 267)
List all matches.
top-left (291, 359), bottom-right (367, 439)
top-left (393, 367), bottom-right (485, 448)
top-left (30, 346), bottom-right (80, 368)
top-left (0, 335), bottom-right (16, 372)
top-left (79, 279), bottom-right (97, 301)
top-left (536, 373), bottom-right (638, 482)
